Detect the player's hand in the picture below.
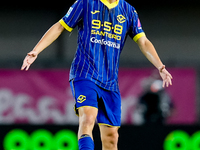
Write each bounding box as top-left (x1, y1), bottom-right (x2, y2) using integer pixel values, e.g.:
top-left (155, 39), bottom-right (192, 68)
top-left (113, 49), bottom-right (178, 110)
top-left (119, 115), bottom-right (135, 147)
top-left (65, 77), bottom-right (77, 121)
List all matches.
top-left (21, 51), bottom-right (38, 71)
top-left (158, 65), bottom-right (173, 87)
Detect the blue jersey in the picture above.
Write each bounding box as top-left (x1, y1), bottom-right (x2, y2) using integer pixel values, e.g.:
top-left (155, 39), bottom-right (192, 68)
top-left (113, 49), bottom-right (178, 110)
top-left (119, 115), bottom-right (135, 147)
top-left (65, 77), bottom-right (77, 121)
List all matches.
top-left (59, 0), bottom-right (145, 91)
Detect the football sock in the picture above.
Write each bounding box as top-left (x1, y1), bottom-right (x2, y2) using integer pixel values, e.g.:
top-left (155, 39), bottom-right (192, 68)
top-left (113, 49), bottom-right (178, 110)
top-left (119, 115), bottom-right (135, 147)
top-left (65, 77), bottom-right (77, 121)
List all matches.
top-left (78, 134), bottom-right (94, 150)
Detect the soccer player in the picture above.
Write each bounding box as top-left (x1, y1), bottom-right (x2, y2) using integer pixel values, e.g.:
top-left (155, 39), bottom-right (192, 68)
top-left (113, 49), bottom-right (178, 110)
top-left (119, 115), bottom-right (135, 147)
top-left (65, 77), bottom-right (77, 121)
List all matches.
top-left (21, 0), bottom-right (173, 149)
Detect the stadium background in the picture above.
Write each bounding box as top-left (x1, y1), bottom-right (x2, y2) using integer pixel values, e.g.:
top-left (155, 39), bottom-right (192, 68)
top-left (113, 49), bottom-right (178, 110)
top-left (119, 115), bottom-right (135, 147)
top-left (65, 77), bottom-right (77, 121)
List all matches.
top-left (0, 0), bottom-right (200, 149)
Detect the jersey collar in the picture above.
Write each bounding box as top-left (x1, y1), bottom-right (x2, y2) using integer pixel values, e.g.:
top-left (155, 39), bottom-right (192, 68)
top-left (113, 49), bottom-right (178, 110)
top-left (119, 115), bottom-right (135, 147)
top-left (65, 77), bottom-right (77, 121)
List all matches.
top-left (100, 0), bottom-right (119, 9)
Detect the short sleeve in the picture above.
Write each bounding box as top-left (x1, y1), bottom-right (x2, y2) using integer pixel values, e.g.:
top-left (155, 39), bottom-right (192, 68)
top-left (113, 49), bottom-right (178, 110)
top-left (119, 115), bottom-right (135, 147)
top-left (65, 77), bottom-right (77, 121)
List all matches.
top-left (128, 8), bottom-right (145, 42)
top-left (59, 0), bottom-right (83, 32)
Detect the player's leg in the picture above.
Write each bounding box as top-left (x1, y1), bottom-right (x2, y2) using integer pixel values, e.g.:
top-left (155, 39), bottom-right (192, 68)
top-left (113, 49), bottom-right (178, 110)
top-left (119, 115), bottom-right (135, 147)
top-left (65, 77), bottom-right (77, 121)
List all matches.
top-left (99, 125), bottom-right (119, 150)
top-left (78, 106), bottom-right (98, 139)
top-left (97, 88), bottom-right (121, 150)
top-left (70, 79), bottom-right (99, 150)
top-left (78, 106), bottom-right (98, 150)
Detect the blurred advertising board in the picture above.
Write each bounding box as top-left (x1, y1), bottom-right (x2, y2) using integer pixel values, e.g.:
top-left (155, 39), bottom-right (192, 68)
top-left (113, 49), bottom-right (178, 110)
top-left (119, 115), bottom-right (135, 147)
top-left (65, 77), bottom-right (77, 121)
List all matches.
top-left (1, 124), bottom-right (200, 150)
top-left (0, 68), bottom-right (197, 125)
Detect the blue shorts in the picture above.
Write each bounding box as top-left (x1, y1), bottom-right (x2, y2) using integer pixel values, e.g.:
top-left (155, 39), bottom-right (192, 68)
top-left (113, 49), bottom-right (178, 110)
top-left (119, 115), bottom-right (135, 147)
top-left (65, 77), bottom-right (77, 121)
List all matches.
top-left (70, 79), bottom-right (121, 127)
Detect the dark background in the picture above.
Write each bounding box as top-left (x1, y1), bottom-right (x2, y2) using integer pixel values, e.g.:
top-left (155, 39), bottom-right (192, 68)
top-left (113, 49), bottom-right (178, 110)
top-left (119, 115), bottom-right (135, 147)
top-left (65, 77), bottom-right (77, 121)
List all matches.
top-left (1, 0), bottom-right (200, 69)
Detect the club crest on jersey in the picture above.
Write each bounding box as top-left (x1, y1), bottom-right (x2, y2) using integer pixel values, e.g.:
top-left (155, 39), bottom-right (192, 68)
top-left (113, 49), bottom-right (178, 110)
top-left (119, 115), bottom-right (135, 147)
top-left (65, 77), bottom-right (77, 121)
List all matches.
top-left (77, 95), bottom-right (86, 103)
top-left (117, 15), bottom-right (126, 23)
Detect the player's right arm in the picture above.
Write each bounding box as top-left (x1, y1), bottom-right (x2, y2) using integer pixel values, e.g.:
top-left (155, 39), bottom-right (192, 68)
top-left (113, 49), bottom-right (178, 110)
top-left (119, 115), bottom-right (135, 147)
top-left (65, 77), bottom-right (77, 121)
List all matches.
top-left (21, 22), bottom-right (64, 71)
top-left (21, 0), bottom-right (83, 71)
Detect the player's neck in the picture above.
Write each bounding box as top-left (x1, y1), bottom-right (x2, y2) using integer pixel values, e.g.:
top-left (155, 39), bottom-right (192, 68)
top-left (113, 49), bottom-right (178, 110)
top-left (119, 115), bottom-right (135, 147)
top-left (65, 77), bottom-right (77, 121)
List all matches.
top-left (106, 0), bottom-right (117, 4)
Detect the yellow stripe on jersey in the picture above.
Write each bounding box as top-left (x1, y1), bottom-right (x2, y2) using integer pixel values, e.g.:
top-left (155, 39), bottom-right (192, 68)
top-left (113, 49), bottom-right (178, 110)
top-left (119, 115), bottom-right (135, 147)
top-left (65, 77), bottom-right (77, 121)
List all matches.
top-left (100, 0), bottom-right (119, 9)
top-left (133, 32), bottom-right (146, 42)
top-left (59, 19), bottom-right (73, 32)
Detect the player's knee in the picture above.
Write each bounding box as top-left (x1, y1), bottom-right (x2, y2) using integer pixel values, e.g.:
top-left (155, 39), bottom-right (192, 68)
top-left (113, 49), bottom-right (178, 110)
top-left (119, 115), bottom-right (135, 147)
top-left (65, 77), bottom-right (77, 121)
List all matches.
top-left (80, 114), bottom-right (96, 127)
top-left (101, 130), bottom-right (119, 149)
top-left (79, 107), bottom-right (97, 127)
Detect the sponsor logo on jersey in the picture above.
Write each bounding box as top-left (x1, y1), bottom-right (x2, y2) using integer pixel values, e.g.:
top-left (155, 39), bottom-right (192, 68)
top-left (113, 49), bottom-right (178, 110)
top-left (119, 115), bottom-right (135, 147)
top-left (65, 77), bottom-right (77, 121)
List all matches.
top-left (91, 30), bottom-right (121, 40)
top-left (117, 15), bottom-right (126, 23)
top-left (90, 37), bottom-right (120, 49)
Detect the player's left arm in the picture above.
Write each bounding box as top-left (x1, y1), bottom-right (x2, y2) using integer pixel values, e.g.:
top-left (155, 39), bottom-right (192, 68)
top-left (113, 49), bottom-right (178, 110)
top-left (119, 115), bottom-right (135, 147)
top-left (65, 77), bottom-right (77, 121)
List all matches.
top-left (136, 36), bottom-right (173, 87)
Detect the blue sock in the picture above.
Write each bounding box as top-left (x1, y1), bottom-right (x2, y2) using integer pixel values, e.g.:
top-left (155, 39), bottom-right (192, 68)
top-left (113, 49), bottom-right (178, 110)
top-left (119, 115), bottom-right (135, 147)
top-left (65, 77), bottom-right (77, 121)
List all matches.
top-left (78, 134), bottom-right (94, 150)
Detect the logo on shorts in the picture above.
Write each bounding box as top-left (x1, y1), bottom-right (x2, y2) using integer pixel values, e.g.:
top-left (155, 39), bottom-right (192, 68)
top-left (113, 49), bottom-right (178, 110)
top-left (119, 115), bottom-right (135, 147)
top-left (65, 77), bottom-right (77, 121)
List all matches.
top-left (117, 15), bottom-right (126, 23)
top-left (77, 95), bottom-right (86, 103)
